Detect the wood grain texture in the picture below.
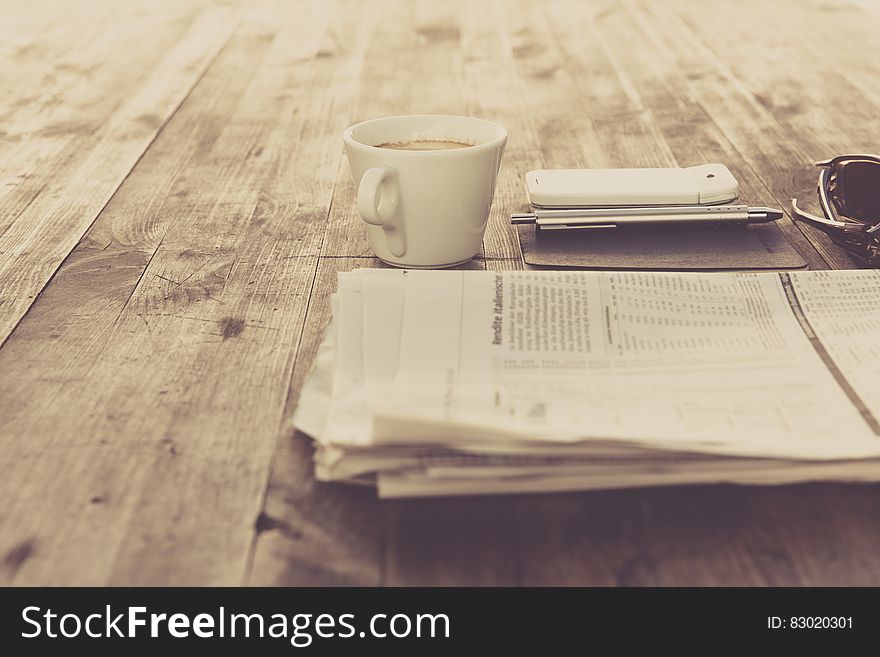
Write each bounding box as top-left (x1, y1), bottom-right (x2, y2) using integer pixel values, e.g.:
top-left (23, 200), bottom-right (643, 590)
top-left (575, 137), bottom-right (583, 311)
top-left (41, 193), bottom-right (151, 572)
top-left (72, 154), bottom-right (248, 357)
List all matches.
top-left (552, 0), bottom-right (826, 269)
top-left (0, 0), bottom-right (242, 345)
top-left (2, 0), bottom-right (879, 586)
top-left (624, 0), bottom-right (862, 268)
top-left (0, 0), bottom-right (365, 585)
top-left (247, 256), bottom-right (387, 586)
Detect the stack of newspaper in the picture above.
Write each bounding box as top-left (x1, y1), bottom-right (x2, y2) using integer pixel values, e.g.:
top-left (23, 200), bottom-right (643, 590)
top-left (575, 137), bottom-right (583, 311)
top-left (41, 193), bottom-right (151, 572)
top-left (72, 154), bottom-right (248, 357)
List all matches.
top-left (294, 268), bottom-right (880, 497)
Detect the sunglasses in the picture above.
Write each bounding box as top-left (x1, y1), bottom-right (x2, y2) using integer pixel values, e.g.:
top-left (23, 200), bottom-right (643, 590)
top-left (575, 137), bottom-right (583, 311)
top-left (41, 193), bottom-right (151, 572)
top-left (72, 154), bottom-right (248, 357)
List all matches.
top-left (791, 154), bottom-right (880, 267)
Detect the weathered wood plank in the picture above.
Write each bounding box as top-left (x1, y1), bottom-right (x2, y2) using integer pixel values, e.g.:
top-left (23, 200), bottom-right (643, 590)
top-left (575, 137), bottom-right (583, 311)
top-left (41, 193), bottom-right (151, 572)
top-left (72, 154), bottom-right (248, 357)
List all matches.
top-left (515, 483), bottom-right (880, 586)
top-left (247, 256), bottom-right (387, 586)
top-left (382, 495), bottom-right (519, 585)
top-left (542, 1), bottom-right (678, 169)
top-left (0, 1), bottom-right (243, 346)
top-left (621, 0), bottom-right (856, 268)
top-left (670, 0), bottom-right (880, 267)
top-left (673, 0), bottom-right (880, 114)
top-left (0, 1), bottom-right (203, 236)
top-left (500, 1), bottom-right (603, 171)
top-left (561, 0), bottom-right (826, 269)
top-left (0, 0), bottom-right (366, 585)
top-left (457, 1), bottom-right (538, 260)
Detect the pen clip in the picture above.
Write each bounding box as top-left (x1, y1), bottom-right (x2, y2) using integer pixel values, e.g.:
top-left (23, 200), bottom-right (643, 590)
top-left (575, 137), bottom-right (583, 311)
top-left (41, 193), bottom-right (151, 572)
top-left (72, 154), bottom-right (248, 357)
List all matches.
top-left (537, 223), bottom-right (617, 231)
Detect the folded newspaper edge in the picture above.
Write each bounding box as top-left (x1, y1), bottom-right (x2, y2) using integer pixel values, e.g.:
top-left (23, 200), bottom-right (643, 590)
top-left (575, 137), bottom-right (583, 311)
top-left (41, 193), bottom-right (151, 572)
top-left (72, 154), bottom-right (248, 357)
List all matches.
top-left (293, 268), bottom-right (880, 497)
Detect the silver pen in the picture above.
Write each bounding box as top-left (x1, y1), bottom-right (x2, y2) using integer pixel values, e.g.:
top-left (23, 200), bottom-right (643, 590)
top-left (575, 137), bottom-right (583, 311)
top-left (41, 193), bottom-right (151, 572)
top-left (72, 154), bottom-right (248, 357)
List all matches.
top-left (510, 204), bottom-right (784, 230)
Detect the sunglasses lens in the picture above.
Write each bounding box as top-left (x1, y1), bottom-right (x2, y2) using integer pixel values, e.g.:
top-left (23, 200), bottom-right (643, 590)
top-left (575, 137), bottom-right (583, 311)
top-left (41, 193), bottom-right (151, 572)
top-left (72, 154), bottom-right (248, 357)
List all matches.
top-left (837, 160), bottom-right (880, 223)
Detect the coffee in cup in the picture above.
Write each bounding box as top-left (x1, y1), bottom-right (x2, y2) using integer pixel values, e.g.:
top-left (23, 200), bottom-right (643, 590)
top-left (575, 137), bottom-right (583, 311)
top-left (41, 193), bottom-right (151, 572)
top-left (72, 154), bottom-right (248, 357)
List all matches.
top-left (375, 139), bottom-right (472, 151)
top-left (343, 115), bottom-right (507, 268)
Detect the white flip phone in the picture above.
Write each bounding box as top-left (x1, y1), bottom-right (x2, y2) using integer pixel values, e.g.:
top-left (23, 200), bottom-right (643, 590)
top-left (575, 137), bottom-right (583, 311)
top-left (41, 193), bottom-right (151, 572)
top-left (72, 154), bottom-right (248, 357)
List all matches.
top-left (525, 164), bottom-right (739, 208)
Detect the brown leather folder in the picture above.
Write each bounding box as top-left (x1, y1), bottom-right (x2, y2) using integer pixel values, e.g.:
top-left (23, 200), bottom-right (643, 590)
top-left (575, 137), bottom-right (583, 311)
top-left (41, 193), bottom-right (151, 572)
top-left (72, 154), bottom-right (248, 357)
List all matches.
top-left (517, 222), bottom-right (808, 270)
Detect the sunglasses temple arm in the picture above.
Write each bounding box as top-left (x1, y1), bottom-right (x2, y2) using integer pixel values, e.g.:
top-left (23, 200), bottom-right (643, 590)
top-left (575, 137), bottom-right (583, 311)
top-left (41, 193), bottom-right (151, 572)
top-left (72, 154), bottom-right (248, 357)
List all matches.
top-left (790, 199), bottom-right (853, 231)
top-left (815, 154), bottom-right (880, 167)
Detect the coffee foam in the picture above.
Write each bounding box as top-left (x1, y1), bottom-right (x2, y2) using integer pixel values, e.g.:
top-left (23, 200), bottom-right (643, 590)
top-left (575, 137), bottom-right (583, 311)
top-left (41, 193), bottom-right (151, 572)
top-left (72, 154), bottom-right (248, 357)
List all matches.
top-left (403, 130), bottom-right (478, 146)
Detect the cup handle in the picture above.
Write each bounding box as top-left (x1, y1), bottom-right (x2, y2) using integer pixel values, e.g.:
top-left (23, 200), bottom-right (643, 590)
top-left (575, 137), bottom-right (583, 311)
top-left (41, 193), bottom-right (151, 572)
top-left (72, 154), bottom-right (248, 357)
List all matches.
top-left (357, 166), bottom-right (406, 257)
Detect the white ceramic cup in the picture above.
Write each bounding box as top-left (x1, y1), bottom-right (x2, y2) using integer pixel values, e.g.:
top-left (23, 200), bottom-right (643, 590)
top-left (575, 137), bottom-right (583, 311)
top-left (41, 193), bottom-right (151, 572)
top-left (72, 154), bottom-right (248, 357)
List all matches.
top-left (343, 115), bottom-right (507, 268)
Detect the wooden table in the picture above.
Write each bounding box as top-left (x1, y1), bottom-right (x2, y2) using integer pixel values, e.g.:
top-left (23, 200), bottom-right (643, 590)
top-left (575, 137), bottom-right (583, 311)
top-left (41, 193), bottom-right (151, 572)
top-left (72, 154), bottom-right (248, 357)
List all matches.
top-left (2, 0), bottom-right (879, 586)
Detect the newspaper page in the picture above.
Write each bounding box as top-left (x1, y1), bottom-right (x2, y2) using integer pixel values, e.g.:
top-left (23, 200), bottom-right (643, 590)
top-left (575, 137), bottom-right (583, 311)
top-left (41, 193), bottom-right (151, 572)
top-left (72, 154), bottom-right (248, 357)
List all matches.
top-left (373, 270), bottom-right (880, 460)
